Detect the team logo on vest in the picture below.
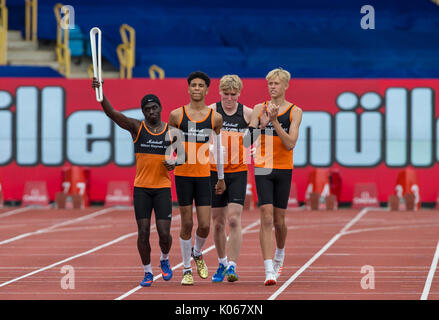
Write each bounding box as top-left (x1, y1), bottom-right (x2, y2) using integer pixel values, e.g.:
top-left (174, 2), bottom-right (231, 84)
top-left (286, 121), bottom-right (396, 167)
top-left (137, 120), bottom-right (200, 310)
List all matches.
top-left (141, 139), bottom-right (165, 149)
top-left (222, 121), bottom-right (242, 132)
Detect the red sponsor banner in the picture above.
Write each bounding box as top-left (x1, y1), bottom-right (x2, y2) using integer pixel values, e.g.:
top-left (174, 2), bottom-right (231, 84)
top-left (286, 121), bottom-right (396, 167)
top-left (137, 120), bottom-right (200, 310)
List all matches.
top-left (352, 183), bottom-right (379, 208)
top-left (21, 181), bottom-right (49, 207)
top-left (0, 78), bottom-right (439, 204)
top-left (105, 181), bottom-right (132, 207)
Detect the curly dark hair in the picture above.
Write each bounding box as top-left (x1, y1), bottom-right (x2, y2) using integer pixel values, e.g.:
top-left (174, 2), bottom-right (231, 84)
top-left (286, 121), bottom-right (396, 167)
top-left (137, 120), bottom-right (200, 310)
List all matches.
top-left (187, 71), bottom-right (211, 88)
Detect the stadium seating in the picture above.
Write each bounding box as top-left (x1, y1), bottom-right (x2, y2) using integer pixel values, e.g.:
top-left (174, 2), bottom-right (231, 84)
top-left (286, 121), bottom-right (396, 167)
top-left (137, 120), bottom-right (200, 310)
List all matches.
top-left (6, 0), bottom-right (439, 78)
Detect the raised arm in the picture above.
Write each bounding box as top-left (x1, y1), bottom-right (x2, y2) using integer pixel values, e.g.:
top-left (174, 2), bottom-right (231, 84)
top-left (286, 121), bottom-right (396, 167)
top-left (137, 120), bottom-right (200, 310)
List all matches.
top-left (91, 78), bottom-right (140, 140)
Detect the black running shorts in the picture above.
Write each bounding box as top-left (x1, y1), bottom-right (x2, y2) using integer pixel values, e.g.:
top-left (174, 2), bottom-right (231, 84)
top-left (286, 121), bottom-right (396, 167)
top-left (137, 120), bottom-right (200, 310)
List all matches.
top-left (254, 168), bottom-right (293, 209)
top-left (210, 170), bottom-right (247, 208)
top-left (174, 175), bottom-right (212, 207)
top-left (133, 187), bottom-right (172, 220)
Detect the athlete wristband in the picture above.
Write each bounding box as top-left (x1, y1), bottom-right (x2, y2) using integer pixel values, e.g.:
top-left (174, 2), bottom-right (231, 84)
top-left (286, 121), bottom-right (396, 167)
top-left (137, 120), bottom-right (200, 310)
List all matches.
top-left (213, 132), bottom-right (224, 180)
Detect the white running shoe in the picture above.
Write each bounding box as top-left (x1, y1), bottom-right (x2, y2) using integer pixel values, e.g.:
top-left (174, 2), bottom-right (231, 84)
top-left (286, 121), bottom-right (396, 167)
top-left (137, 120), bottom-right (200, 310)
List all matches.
top-left (264, 272), bottom-right (277, 286)
top-left (273, 259), bottom-right (284, 280)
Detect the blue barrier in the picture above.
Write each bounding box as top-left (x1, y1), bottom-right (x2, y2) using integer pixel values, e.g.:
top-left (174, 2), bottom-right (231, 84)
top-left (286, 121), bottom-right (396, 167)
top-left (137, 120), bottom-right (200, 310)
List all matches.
top-left (0, 66), bottom-right (62, 77)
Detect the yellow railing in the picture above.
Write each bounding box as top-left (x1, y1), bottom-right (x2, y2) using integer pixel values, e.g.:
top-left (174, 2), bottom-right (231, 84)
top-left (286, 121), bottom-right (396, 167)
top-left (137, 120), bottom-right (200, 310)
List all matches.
top-left (54, 3), bottom-right (71, 77)
top-left (0, 0), bottom-right (8, 65)
top-left (149, 64), bottom-right (165, 79)
top-left (25, 0), bottom-right (38, 42)
top-left (116, 24), bottom-right (135, 79)
top-left (87, 63), bottom-right (93, 79)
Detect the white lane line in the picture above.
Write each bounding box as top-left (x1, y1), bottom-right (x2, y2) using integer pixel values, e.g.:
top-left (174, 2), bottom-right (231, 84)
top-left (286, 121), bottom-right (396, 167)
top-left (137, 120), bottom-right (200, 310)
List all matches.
top-left (0, 208), bottom-right (175, 289)
top-left (0, 232), bottom-right (137, 288)
top-left (0, 207), bottom-right (131, 246)
top-left (0, 206), bottom-right (40, 219)
top-left (115, 218), bottom-right (261, 300)
top-left (421, 240), bottom-right (439, 300)
top-left (343, 223), bottom-right (439, 236)
top-left (268, 207), bottom-right (372, 300)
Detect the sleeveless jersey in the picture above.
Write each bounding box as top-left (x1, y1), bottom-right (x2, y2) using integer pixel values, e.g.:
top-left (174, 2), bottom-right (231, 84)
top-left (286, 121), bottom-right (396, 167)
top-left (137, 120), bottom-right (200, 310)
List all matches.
top-left (174, 105), bottom-right (214, 177)
top-left (254, 102), bottom-right (296, 170)
top-left (210, 102), bottom-right (248, 173)
top-left (133, 121), bottom-right (172, 188)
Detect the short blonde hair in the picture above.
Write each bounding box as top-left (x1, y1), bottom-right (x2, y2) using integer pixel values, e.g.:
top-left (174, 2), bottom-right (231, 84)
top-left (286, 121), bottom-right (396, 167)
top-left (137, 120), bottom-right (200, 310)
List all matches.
top-left (219, 74), bottom-right (243, 92)
top-left (266, 68), bottom-right (291, 84)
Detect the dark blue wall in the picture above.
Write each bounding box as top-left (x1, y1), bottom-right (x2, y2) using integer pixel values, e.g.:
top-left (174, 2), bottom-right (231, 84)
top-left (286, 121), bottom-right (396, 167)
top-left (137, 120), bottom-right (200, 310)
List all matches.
top-left (6, 0), bottom-right (439, 78)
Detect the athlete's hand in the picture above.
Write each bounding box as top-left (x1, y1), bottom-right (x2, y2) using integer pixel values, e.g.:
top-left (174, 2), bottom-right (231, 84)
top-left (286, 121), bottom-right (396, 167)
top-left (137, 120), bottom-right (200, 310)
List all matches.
top-left (91, 77), bottom-right (103, 90)
top-left (260, 104), bottom-right (270, 129)
top-left (268, 103), bottom-right (279, 122)
top-left (163, 159), bottom-right (176, 171)
top-left (215, 179), bottom-right (226, 195)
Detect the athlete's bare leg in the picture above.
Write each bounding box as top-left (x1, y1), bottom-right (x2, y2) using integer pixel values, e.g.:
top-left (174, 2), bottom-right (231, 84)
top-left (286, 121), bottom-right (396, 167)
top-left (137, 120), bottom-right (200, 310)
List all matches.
top-left (259, 204), bottom-right (274, 260)
top-left (226, 203), bottom-right (243, 263)
top-left (156, 219), bottom-right (172, 254)
top-left (179, 205), bottom-right (194, 240)
top-left (273, 207), bottom-right (287, 249)
top-left (136, 218), bottom-right (152, 265)
top-left (212, 207), bottom-right (227, 259)
top-left (195, 205), bottom-right (211, 238)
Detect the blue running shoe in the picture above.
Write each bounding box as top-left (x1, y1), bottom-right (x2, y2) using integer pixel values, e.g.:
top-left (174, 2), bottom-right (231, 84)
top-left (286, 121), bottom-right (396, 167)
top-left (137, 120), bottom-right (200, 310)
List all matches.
top-left (140, 272), bottom-right (154, 287)
top-left (226, 265), bottom-right (239, 282)
top-left (160, 259), bottom-right (173, 281)
top-left (212, 263), bottom-right (227, 282)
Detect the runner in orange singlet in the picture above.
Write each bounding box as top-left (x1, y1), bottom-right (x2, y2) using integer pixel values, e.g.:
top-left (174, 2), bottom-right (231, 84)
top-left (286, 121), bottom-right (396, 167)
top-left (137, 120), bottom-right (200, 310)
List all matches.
top-left (244, 68), bottom-right (303, 285)
top-left (168, 71), bottom-right (226, 285)
top-left (91, 78), bottom-right (184, 288)
top-left (208, 75), bottom-right (252, 283)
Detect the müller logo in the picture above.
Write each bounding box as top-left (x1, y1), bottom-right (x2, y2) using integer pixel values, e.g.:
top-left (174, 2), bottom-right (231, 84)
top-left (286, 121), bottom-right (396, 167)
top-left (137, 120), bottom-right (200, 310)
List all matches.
top-left (0, 85), bottom-right (437, 168)
top-left (295, 87), bottom-right (438, 168)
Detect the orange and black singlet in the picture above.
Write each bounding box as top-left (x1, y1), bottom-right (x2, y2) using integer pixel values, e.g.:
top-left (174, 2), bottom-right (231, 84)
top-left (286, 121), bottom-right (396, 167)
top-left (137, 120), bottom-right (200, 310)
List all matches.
top-left (254, 102), bottom-right (296, 170)
top-left (133, 121), bottom-right (172, 188)
top-left (210, 102), bottom-right (248, 173)
top-left (174, 105), bottom-right (214, 177)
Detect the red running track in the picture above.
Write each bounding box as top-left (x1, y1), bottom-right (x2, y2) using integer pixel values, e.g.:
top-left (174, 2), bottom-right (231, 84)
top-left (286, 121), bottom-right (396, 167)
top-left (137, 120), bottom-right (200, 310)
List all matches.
top-left (0, 206), bottom-right (439, 300)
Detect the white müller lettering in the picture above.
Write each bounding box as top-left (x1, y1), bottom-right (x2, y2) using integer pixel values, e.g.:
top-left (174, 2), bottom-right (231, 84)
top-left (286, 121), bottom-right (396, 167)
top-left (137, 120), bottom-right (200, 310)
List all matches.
top-left (0, 90), bottom-right (13, 164)
top-left (0, 85), bottom-right (437, 168)
top-left (295, 87), bottom-right (436, 167)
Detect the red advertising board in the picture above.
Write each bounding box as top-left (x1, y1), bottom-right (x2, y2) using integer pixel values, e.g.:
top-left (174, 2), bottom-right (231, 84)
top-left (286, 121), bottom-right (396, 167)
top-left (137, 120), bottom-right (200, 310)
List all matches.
top-left (0, 78), bottom-right (438, 204)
